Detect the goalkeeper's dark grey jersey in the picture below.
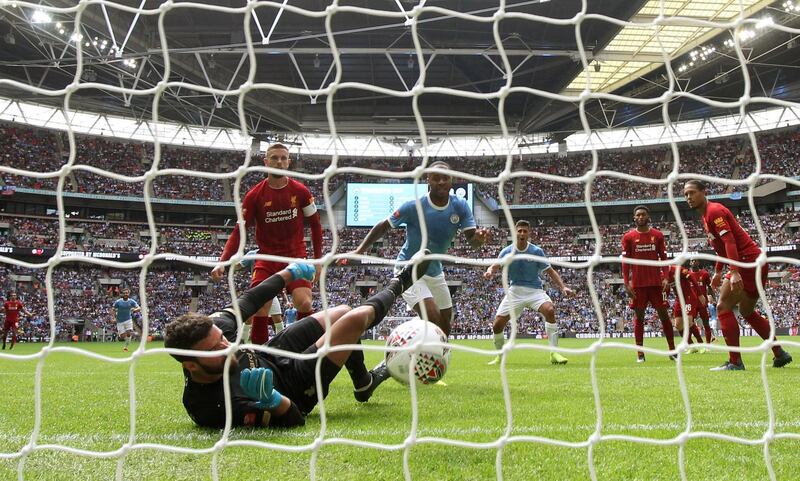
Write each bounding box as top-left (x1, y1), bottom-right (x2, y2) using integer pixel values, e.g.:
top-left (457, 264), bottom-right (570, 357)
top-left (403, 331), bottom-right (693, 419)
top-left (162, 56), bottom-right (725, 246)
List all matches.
top-left (181, 310), bottom-right (277, 428)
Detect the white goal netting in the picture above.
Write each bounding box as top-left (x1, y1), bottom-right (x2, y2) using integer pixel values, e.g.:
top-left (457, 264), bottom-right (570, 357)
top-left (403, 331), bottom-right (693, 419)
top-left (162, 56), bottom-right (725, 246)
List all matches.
top-left (1, 1), bottom-right (799, 480)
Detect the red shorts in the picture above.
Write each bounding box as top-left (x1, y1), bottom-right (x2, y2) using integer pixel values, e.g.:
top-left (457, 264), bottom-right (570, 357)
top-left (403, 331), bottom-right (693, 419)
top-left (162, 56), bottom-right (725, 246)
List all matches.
top-left (726, 264), bottom-right (768, 299)
top-left (3, 320), bottom-right (19, 331)
top-left (251, 260), bottom-right (312, 293)
top-left (672, 298), bottom-right (699, 319)
top-left (630, 286), bottom-right (668, 310)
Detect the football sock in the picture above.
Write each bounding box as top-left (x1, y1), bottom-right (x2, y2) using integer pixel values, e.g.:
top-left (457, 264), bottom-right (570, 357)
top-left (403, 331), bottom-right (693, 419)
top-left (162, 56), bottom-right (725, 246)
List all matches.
top-left (250, 316), bottom-right (269, 345)
top-left (493, 332), bottom-right (504, 351)
top-left (241, 323), bottom-right (252, 343)
top-left (545, 322), bottom-right (558, 347)
top-left (660, 318), bottom-right (676, 350)
top-left (364, 289), bottom-right (397, 329)
top-left (273, 321), bottom-right (284, 332)
top-left (718, 310), bottom-right (742, 365)
top-left (690, 324), bottom-right (703, 343)
top-left (633, 317), bottom-right (644, 348)
top-left (124, 335), bottom-right (131, 348)
top-left (699, 309), bottom-right (712, 343)
top-left (744, 311), bottom-right (783, 357)
top-left (345, 341), bottom-right (371, 389)
top-left (633, 316), bottom-right (644, 356)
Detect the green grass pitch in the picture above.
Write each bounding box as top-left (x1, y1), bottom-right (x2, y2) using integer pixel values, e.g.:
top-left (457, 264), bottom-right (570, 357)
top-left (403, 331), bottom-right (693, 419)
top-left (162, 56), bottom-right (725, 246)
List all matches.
top-left (1, 337), bottom-right (798, 481)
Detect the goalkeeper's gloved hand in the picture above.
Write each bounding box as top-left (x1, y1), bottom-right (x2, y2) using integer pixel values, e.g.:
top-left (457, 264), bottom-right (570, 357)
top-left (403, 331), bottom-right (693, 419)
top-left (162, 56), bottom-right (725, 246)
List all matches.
top-left (238, 249), bottom-right (260, 270)
top-left (239, 367), bottom-right (283, 410)
top-left (286, 262), bottom-right (316, 282)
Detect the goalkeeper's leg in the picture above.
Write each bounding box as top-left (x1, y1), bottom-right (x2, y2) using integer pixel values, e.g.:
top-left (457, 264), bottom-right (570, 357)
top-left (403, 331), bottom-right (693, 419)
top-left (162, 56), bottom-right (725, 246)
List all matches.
top-left (319, 254), bottom-right (429, 368)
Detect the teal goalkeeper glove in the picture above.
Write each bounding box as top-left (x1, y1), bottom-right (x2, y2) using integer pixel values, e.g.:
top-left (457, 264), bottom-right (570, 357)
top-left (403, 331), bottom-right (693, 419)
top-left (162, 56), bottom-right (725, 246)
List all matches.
top-left (238, 249), bottom-right (260, 270)
top-left (286, 262), bottom-right (316, 282)
top-left (239, 367), bottom-right (283, 410)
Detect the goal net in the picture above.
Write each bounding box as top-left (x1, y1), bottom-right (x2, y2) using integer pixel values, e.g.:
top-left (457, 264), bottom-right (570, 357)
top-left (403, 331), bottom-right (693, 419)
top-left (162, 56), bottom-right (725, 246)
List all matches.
top-left (1, 1), bottom-right (799, 480)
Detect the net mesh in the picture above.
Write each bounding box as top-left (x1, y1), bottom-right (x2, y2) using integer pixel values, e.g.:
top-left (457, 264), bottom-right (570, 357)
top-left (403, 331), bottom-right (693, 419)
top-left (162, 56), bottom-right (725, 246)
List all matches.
top-left (0, 1), bottom-right (799, 480)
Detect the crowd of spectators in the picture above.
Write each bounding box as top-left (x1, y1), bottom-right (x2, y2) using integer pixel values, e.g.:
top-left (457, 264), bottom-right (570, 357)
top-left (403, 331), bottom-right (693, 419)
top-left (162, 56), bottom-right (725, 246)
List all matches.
top-left (4, 121), bottom-right (800, 205)
top-left (3, 209), bottom-right (800, 260)
top-left (0, 123), bottom-right (61, 190)
top-left (2, 234), bottom-right (798, 343)
top-left (2, 121), bottom-right (800, 343)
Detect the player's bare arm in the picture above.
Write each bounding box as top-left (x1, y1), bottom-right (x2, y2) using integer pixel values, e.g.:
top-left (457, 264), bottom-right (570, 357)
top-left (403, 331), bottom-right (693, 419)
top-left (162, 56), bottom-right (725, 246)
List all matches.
top-left (463, 227), bottom-right (490, 249)
top-left (483, 263), bottom-right (500, 279)
top-left (344, 219), bottom-right (392, 262)
top-left (545, 267), bottom-right (575, 298)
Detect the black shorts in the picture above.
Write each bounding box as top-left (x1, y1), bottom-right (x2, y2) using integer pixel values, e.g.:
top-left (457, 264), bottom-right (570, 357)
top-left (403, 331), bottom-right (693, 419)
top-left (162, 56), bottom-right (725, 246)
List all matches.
top-left (267, 316), bottom-right (342, 415)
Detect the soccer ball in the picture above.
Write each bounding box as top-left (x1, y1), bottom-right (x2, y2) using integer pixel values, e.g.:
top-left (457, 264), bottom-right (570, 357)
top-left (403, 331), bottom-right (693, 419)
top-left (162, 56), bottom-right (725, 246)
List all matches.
top-left (385, 318), bottom-right (450, 384)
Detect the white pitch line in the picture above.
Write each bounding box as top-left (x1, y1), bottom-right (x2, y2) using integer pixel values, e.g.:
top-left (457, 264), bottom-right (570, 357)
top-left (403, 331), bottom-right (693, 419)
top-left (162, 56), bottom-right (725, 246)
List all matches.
top-left (1, 419), bottom-right (798, 446)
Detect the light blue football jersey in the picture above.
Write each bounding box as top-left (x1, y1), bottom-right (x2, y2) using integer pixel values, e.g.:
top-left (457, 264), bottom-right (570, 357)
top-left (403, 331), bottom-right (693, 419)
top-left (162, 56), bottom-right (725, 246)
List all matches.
top-left (113, 298), bottom-right (139, 322)
top-left (497, 243), bottom-right (550, 289)
top-left (388, 193), bottom-right (476, 277)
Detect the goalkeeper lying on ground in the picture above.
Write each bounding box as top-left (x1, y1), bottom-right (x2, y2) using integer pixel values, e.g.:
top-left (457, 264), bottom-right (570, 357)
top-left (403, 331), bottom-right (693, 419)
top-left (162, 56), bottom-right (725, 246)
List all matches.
top-left (164, 254), bottom-right (429, 428)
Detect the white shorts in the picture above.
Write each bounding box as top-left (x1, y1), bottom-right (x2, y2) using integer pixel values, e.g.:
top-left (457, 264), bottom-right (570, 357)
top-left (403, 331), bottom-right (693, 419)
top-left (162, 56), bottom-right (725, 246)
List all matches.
top-left (268, 296), bottom-right (281, 317)
top-left (401, 273), bottom-right (453, 311)
top-left (116, 320), bottom-right (134, 333)
top-left (496, 286), bottom-right (553, 319)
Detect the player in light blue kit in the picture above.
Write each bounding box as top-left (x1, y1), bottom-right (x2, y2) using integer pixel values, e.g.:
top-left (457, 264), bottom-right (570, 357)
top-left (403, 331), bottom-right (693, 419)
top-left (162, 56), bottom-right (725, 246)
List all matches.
top-left (708, 302), bottom-right (719, 339)
top-left (484, 220), bottom-right (575, 365)
top-left (284, 301), bottom-right (298, 326)
top-left (113, 288), bottom-right (141, 352)
top-left (350, 161), bottom-right (490, 336)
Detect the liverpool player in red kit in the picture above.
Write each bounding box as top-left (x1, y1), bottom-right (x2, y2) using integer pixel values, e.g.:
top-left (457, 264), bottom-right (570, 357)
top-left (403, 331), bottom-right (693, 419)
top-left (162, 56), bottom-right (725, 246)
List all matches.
top-left (621, 206), bottom-right (676, 362)
top-left (689, 258), bottom-right (715, 344)
top-left (683, 180), bottom-right (792, 371)
top-left (666, 264), bottom-right (705, 349)
top-left (2, 292), bottom-right (32, 350)
top-left (211, 143), bottom-right (323, 345)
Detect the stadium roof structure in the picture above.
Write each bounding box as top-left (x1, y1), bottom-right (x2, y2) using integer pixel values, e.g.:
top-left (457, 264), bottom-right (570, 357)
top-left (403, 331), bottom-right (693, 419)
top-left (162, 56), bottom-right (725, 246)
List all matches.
top-left (0, 0), bottom-right (799, 139)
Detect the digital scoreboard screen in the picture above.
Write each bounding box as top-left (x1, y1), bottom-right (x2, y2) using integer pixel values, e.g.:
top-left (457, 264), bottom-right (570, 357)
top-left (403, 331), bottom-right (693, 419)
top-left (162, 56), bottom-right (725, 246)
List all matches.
top-left (346, 182), bottom-right (474, 227)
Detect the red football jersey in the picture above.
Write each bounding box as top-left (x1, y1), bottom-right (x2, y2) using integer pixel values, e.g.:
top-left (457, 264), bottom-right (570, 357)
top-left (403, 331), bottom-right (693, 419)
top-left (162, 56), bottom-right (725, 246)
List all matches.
top-left (702, 201), bottom-right (761, 261)
top-left (667, 265), bottom-right (700, 305)
top-left (690, 268), bottom-right (712, 298)
top-left (3, 300), bottom-right (24, 323)
top-left (621, 227), bottom-right (668, 288)
top-left (221, 178), bottom-right (317, 261)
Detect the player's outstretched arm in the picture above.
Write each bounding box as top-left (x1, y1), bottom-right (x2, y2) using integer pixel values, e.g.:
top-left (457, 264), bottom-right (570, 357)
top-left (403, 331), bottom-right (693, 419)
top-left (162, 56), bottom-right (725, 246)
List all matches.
top-left (464, 227), bottom-right (490, 249)
top-left (483, 263), bottom-right (500, 280)
top-left (340, 219), bottom-right (391, 264)
top-left (234, 263), bottom-right (315, 321)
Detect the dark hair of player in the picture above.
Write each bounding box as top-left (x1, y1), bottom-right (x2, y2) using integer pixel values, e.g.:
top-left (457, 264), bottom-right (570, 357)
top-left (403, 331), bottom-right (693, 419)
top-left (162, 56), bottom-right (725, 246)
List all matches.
top-left (515, 219), bottom-right (531, 229)
top-left (164, 313), bottom-right (214, 362)
top-left (633, 205), bottom-right (649, 215)
top-left (685, 179), bottom-right (707, 191)
top-left (267, 143), bottom-right (288, 153)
